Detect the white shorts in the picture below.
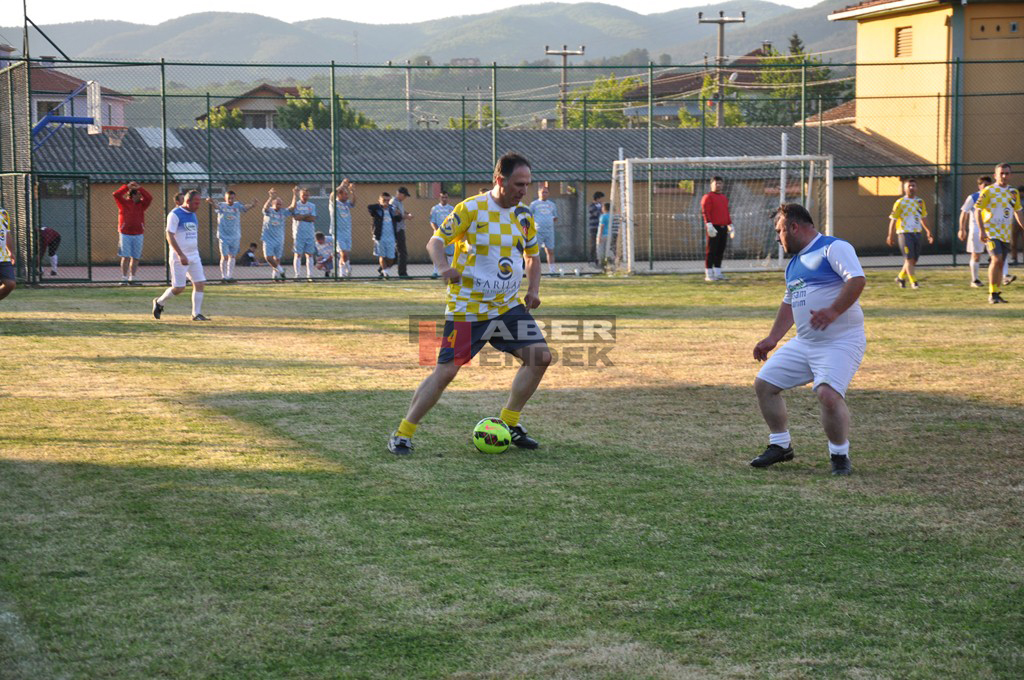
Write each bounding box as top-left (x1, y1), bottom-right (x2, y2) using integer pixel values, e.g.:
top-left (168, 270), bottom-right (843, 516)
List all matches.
top-left (757, 335), bottom-right (865, 398)
top-left (966, 224), bottom-right (985, 254)
top-left (171, 252), bottom-right (206, 288)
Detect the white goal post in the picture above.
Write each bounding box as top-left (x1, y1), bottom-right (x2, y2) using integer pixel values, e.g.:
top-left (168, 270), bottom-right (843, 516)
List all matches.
top-left (608, 154), bottom-right (834, 274)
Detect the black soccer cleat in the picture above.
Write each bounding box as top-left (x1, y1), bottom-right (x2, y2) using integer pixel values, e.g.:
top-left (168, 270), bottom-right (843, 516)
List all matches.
top-left (750, 444), bottom-right (794, 468)
top-left (989, 292), bottom-right (1008, 304)
top-left (1003, 274), bottom-right (1017, 286)
top-left (387, 433), bottom-right (414, 456)
top-left (508, 424), bottom-right (539, 450)
top-left (191, 313), bottom-right (211, 321)
top-left (830, 454), bottom-right (852, 476)
top-left (971, 279), bottom-right (983, 288)
top-left (152, 298), bottom-right (164, 319)
top-left (895, 276), bottom-right (906, 289)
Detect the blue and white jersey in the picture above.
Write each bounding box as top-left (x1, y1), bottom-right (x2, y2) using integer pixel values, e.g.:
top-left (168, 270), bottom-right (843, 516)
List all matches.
top-left (961, 191), bottom-right (981, 233)
top-left (167, 206), bottom-right (200, 257)
top-left (214, 202), bottom-right (246, 238)
top-left (529, 199), bottom-right (558, 229)
top-left (430, 203), bottom-right (454, 229)
top-left (783, 234), bottom-right (865, 344)
top-left (332, 199), bottom-right (353, 232)
top-left (262, 208), bottom-right (289, 238)
top-left (291, 200), bottom-right (317, 239)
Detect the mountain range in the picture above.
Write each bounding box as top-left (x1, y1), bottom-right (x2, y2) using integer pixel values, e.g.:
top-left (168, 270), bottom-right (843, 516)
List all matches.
top-left (2, 1), bottom-right (855, 65)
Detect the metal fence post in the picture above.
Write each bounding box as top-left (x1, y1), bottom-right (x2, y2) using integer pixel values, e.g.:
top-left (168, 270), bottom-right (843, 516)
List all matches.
top-left (950, 58), bottom-right (961, 267)
top-left (160, 58), bottom-right (169, 284)
top-left (460, 95), bottom-right (466, 200)
top-left (205, 91), bottom-right (213, 258)
top-left (491, 62), bottom-right (497, 167)
top-left (330, 60), bottom-right (338, 279)
top-left (647, 61), bottom-right (654, 271)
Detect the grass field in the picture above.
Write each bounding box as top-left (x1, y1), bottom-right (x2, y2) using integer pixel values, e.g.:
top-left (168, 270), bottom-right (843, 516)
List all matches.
top-left (1, 269), bottom-right (1022, 679)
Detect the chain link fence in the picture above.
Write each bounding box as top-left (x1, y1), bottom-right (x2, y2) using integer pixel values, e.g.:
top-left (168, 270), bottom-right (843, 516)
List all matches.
top-left (2, 57), bottom-right (1022, 283)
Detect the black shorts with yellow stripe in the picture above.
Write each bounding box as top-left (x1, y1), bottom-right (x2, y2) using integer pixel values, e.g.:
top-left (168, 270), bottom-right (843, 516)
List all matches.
top-left (438, 305), bottom-right (546, 365)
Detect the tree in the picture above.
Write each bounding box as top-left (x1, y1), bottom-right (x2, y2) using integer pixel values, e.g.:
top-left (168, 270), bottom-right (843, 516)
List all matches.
top-left (678, 74), bottom-right (744, 128)
top-left (564, 74), bottom-right (642, 129)
top-left (447, 104), bottom-right (505, 129)
top-left (741, 33), bottom-right (851, 126)
top-left (275, 87), bottom-right (377, 130)
top-left (196, 106), bottom-right (244, 129)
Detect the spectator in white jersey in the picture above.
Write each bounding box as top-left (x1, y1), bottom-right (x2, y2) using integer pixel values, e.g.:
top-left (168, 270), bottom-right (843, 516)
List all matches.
top-left (152, 190), bottom-right (209, 321)
top-left (207, 189), bottom-right (256, 283)
top-left (529, 185), bottom-right (559, 274)
top-left (750, 203), bottom-right (866, 476)
top-left (958, 175), bottom-right (993, 287)
top-left (289, 186), bottom-right (318, 280)
top-left (429, 190), bottom-right (455, 278)
top-left (331, 179), bottom-right (356, 278)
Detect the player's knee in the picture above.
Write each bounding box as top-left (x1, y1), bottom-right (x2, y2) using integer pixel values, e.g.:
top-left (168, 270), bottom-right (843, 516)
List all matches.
top-left (754, 377), bottom-right (780, 398)
top-left (171, 286), bottom-right (186, 295)
top-left (193, 282), bottom-right (205, 292)
top-left (816, 384), bottom-right (844, 411)
top-left (528, 345), bottom-right (553, 368)
top-left (1, 279), bottom-right (15, 292)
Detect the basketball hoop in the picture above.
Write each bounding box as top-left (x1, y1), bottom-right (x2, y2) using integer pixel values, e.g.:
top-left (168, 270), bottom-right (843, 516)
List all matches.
top-left (102, 126), bottom-right (128, 147)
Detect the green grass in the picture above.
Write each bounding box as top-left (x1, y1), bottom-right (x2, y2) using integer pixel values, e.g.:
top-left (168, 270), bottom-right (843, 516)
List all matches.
top-left (1, 269), bottom-right (1022, 678)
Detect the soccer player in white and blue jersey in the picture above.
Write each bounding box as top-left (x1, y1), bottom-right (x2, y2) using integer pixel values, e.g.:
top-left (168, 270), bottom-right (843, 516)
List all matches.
top-left (529, 186), bottom-right (558, 273)
top-left (429, 190), bottom-right (455, 278)
top-left (261, 188), bottom-right (289, 281)
top-left (153, 190), bottom-right (209, 321)
top-left (208, 190), bottom-right (255, 283)
top-left (750, 204), bottom-right (866, 476)
top-left (958, 175), bottom-right (993, 287)
top-left (330, 179), bottom-right (356, 277)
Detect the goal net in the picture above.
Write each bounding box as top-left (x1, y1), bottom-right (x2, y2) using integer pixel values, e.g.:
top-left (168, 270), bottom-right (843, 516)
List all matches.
top-left (607, 155), bottom-right (833, 274)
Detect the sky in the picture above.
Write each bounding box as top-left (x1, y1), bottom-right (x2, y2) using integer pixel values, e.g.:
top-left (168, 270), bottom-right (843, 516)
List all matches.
top-left (2, 0), bottom-right (823, 28)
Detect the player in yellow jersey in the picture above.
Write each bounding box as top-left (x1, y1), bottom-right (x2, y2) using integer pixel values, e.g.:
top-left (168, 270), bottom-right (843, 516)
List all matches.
top-left (974, 163), bottom-right (1024, 304)
top-left (886, 178), bottom-right (932, 289)
top-left (388, 153), bottom-right (552, 455)
top-left (0, 207), bottom-right (17, 301)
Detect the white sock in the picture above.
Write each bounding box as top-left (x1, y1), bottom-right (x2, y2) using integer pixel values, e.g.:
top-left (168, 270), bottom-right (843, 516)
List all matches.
top-left (293, 254), bottom-right (301, 273)
top-left (828, 440), bottom-right (850, 457)
top-left (226, 259), bottom-right (234, 278)
top-left (127, 274), bottom-right (134, 282)
top-left (705, 268), bottom-right (713, 278)
top-left (50, 255), bottom-right (58, 271)
top-left (157, 288), bottom-right (174, 305)
top-left (970, 260), bottom-right (979, 281)
top-left (306, 259), bottom-right (314, 278)
top-left (1004, 259), bottom-right (1010, 277)
top-left (713, 267), bottom-right (722, 278)
top-left (192, 290), bottom-right (203, 316)
top-left (769, 431), bottom-right (791, 449)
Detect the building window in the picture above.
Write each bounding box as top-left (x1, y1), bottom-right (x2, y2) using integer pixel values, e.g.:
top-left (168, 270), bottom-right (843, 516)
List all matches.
top-left (895, 27), bottom-right (912, 58)
top-left (36, 100), bottom-right (61, 121)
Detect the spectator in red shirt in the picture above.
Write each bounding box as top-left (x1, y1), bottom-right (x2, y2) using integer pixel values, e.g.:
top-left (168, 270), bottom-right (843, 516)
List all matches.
top-left (700, 176), bottom-right (733, 281)
top-left (112, 181), bottom-right (153, 285)
top-left (38, 226), bottom-right (61, 276)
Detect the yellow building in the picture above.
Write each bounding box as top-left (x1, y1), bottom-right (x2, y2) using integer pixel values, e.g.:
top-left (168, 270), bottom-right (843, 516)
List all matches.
top-left (830, 0), bottom-right (1024, 188)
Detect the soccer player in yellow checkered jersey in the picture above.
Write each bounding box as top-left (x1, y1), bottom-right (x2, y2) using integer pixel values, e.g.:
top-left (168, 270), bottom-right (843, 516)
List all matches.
top-left (388, 152), bottom-right (552, 455)
top-left (886, 178), bottom-right (933, 289)
top-left (0, 207), bottom-right (17, 302)
top-left (974, 163), bottom-right (1024, 304)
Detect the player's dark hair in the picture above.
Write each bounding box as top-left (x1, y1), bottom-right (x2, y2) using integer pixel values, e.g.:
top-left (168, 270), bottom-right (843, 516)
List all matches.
top-left (493, 152), bottom-right (531, 181)
top-left (380, 192), bottom-right (391, 199)
top-left (603, 202), bottom-right (611, 210)
top-left (776, 203), bottom-right (814, 228)
top-left (315, 232), bottom-right (325, 239)
top-left (227, 190), bottom-right (236, 196)
top-left (711, 176), bottom-right (724, 183)
top-left (249, 242), bottom-right (257, 248)
top-left (979, 175), bottom-right (993, 185)
top-left (593, 191), bottom-right (605, 200)
top-left (184, 189), bottom-right (201, 202)
top-left (995, 163), bottom-right (1011, 172)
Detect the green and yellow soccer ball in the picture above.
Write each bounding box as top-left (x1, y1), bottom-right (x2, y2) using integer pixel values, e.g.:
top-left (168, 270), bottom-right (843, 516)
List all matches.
top-left (473, 417), bottom-right (511, 454)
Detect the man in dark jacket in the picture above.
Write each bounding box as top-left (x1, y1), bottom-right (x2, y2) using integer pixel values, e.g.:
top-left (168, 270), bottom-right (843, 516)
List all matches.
top-left (368, 192), bottom-right (404, 278)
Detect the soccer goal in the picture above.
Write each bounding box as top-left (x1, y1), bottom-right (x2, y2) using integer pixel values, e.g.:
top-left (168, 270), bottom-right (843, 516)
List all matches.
top-left (607, 154), bottom-right (833, 274)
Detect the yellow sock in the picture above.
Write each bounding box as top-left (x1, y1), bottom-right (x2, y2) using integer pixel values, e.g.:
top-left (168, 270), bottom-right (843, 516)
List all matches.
top-left (500, 408), bottom-right (520, 428)
top-left (908, 274), bottom-right (916, 284)
top-left (990, 284), bottom-right (998, 294)
top-left (898, 270), bottom-right (907, 280)
top-left (397, 419), bottom-right (417, 438)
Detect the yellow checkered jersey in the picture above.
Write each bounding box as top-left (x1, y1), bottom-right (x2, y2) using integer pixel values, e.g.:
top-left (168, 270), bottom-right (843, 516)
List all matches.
top-left (434, 192), bottom-right (540, 321)
top-left (889, 196), bottom-right (927, 234)
top-left (974, 184), bottom-right (1022, 243)
top-left (0, 208), bottom-right (12, 264)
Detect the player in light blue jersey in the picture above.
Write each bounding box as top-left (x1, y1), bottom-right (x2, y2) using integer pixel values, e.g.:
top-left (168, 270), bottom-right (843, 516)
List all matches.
top-left (207, 190), bottom-right (255, 283)
top-left (331, 179), bottom-right (356, 277)
top-left (289, 186), bottom-right (318, 280)
top-left (750, 203), bottom-right (866, 476)
top-left (261, 188), bottom-right (290, 281)
top-left (429, 190), bottom-right (455, 278)
top-left (529, 185), bottom-right (558, 273)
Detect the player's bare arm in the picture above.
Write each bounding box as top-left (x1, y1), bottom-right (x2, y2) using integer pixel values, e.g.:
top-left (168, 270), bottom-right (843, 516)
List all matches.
top-left (754, 302), bottom-right (794, 361)
top-left (958, 211), bottom-right (968, 241)
top-left (166, 231), bottom-right (187, 265)
top-left (886, 218), bottom-right (897, 247)
top-left (921, 218), bottom-right (934, 244)
top-left (809, 276), bottom-right (866, 331)
top-left (427, 236), bottom-right (459, 283)
top-left (523, 254), bottom-right (542, 309)
top-left (974, 207), bottom-right (988, 242)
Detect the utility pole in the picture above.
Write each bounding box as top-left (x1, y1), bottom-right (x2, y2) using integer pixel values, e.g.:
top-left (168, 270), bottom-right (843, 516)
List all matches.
top-left (405, 60), bottom-right (414, 130)
top-left (698, 10), bottom-right (745, 127)
top-left (545, 44), bottom-right (585, 128)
